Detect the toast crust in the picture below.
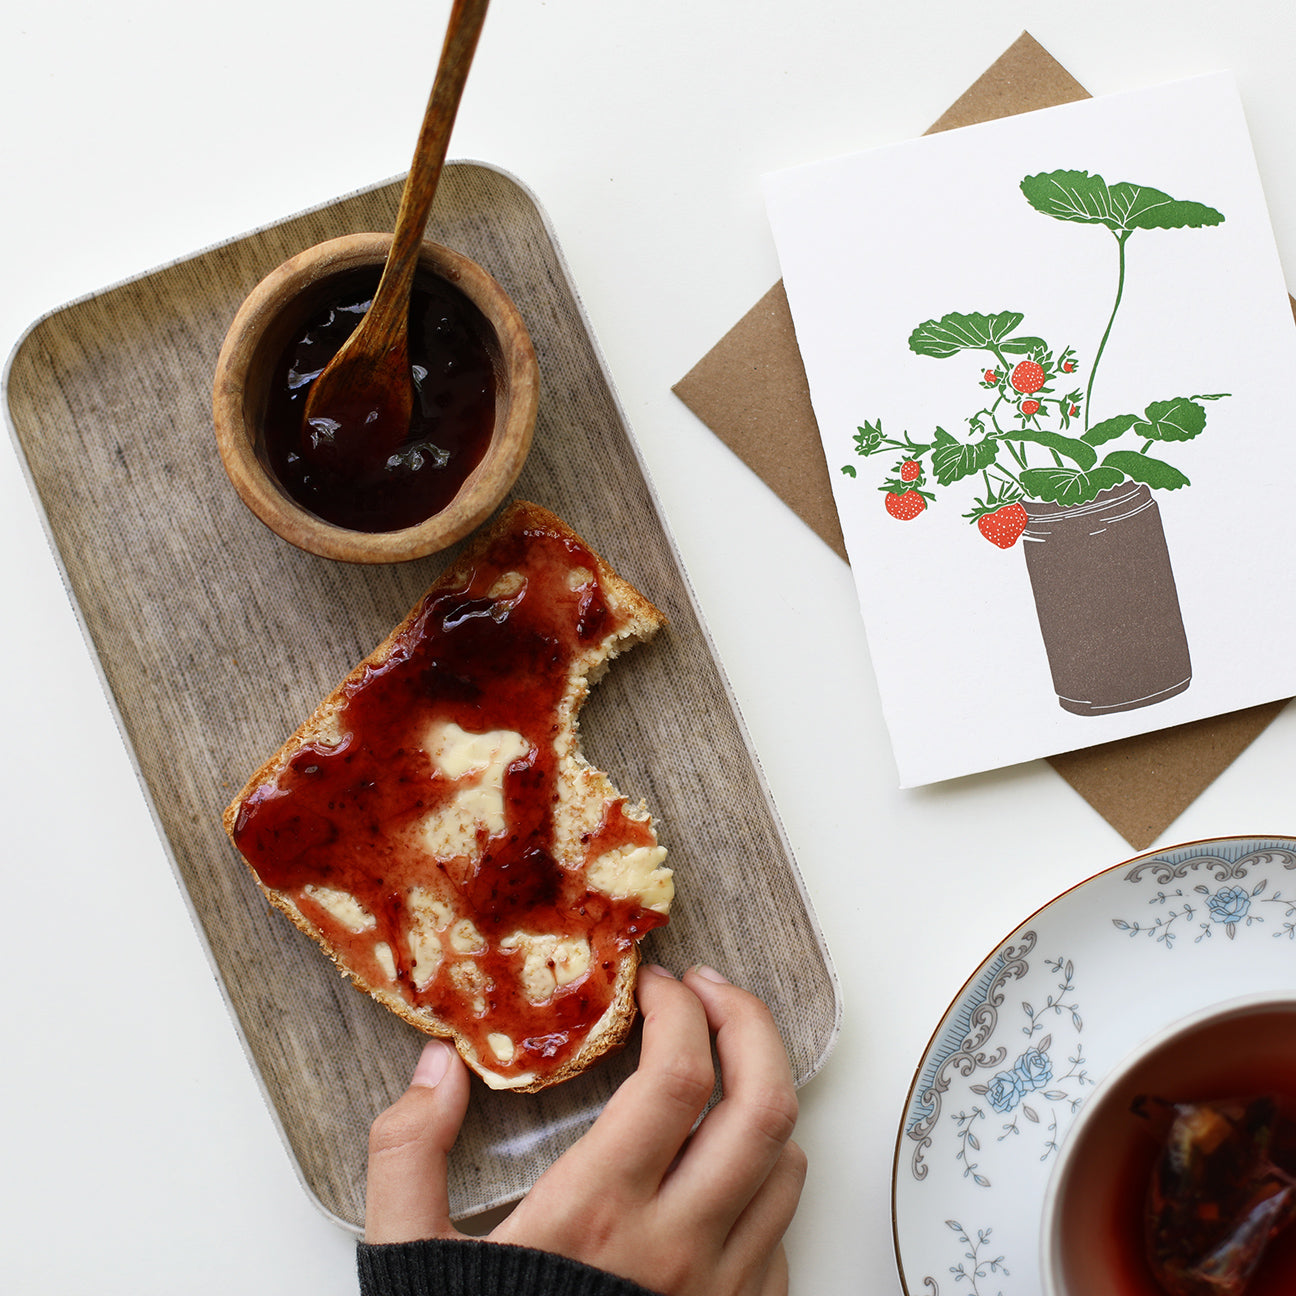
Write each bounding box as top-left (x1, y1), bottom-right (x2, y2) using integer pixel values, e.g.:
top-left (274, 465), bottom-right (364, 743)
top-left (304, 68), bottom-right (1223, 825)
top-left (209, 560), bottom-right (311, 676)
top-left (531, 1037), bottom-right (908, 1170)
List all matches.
top-left (224, 501), bottom-right (670, 1091)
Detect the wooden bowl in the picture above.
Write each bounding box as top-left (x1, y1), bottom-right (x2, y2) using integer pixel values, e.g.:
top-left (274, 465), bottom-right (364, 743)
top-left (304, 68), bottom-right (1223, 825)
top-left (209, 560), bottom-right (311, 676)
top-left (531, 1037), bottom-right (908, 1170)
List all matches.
top-left (212, 233), bottom-right (538, 563)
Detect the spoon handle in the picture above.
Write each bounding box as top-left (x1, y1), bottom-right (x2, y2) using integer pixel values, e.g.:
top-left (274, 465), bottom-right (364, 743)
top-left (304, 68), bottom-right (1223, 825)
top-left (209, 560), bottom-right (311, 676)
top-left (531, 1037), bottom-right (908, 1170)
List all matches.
top-left (367, 0), bottom-right (490, 335)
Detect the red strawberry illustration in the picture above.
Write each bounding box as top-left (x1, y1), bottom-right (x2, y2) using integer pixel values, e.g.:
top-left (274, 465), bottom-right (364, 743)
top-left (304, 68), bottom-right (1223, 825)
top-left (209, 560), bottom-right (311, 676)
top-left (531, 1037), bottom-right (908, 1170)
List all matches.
top-left (1069, 404), bottom-right (1079, 417)
top-left (900, 459), bottom-right (921, 482)
top-left (1062, 360), bottom-right (1075, 373)
top-left (983, 369), bottom-right (1000, 384)
top-left (1010, 360), bottom-right (1046, 394)
top-left (977, 502), bottom-right (1029, 548)
top-left (884, 489), bottom-right (927, 520)
top-left (1020, 398), bottom-right (1041, 417)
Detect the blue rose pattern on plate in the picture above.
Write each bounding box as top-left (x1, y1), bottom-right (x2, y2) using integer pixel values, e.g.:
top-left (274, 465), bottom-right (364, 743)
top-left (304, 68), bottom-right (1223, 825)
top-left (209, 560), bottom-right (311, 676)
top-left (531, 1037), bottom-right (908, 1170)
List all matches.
top-left (903, 942), bottom-right (1091, 1190)
top-left (1113, 845), bottom-right (1296, 945)
top-left (893, 838), bottom-right (1296, 1296)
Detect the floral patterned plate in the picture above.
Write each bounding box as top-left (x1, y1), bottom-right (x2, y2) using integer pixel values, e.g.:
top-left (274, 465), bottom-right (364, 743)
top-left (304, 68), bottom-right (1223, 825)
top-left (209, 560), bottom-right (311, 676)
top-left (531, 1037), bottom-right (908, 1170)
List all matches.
top-left (891, 835), bottom-right (1296, 1295)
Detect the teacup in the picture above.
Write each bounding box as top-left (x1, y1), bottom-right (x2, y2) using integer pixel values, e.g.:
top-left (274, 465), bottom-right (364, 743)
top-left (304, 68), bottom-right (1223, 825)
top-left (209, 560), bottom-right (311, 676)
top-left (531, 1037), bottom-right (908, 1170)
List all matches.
top-left (1041, 993), bottom-right (1296, 1295)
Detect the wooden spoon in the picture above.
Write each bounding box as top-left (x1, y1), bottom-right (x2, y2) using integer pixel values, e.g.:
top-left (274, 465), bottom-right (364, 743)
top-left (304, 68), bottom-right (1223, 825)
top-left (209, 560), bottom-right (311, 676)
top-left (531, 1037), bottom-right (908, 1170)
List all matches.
top-left (300, 0), bottom-right (490, 474)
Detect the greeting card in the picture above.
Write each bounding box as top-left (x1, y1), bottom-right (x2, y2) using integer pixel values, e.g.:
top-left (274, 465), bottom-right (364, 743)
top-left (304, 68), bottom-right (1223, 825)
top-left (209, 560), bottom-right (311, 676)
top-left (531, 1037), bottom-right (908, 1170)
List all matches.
top-left (764, 73), bottom-right (1296, 786)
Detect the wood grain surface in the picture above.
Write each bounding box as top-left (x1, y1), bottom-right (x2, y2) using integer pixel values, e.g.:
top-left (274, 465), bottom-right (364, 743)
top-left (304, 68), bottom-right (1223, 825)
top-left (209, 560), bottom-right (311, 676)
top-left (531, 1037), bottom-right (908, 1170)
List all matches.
top-left (4, 163), bottom-right (841, 1227)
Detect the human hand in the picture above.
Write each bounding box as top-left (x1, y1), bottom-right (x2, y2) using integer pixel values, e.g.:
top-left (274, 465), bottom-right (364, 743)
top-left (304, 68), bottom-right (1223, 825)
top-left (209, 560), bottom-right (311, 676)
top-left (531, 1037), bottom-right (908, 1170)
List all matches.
top-left (364, 964), bottom-right (806, 1296)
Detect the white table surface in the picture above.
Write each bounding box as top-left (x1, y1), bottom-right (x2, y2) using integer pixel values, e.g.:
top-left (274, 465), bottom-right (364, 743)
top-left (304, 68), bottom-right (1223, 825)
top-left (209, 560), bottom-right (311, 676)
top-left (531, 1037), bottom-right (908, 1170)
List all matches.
top-left (4, 2), bottom-right (1296, 1291)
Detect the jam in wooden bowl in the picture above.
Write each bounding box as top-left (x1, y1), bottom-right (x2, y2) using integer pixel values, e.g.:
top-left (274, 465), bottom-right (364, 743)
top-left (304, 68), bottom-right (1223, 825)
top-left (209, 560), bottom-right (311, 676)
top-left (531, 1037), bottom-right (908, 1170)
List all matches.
top-left (213, 232), bottom-right (538, 563)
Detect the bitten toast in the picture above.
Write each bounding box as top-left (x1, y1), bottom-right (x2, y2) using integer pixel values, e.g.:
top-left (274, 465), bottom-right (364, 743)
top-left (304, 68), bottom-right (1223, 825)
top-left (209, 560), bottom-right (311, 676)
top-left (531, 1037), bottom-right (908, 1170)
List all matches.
top-left (224, 501), bottom-right (672, 1091)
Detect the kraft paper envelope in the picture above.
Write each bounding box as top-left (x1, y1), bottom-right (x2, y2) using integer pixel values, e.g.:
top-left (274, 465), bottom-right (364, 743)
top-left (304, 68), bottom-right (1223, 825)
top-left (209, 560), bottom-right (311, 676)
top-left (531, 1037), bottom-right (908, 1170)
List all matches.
top-left (673, 32), bottom-right (1290, 850)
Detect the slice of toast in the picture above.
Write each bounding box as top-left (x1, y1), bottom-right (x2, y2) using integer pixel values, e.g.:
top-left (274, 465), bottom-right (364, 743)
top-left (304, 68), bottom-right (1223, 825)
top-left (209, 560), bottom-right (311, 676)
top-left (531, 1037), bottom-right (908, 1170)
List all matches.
top-left (224, 501), bottom-right (671, 1091)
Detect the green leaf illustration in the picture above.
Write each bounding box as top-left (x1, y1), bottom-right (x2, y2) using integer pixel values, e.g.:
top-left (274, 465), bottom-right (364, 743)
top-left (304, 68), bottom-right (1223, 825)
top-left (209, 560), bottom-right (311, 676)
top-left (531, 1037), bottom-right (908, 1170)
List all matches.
top-left (1000, 335), bottom-right (1047, 356)
top-left (908, 311), bottom-right (1025, 359)
top-left (1083, 413), bottom-right (1143, 445)
top-left (1019, 464), bottom-right (1125, 506)
top-left (1100, 450), bottom-right (1190, 490)
top-left (1020, 171), bottom-right (1225, 235)
top-left (929, 427), bottom-right (999, 485)
top-left (1013, 428), bottom-right (1097, 470)
top-left (1114, 180), bottom-right (1225, 231)
top-left (1132, 396), bottom-right (1210, 442)
top-left (852, 419), bottom-right (885, 455)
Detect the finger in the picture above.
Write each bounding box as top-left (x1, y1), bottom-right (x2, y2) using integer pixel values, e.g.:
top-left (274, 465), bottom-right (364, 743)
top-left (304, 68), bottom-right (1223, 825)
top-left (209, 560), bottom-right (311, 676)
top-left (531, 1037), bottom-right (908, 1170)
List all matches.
top-left (717, 1142), bottom-right (806, 1292)
top-left (364, 1038), bottom-right (472, 1243)
top-left (756, 1244), bottom-right (787, 1296)
top-left (726, 1240), bottom-right (790, 1296)
top-left (571, 963), bottom-right (715, 1193)
top-left (664, 967), bottom-right (798, 1227)
top-left (757, 1241), bottom-right (790, 1296)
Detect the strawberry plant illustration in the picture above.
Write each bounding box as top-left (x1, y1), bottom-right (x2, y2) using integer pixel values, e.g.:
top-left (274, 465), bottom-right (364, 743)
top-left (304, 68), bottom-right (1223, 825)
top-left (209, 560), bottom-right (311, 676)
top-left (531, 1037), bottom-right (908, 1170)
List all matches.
top-left (843, 170), bottom-right (1228, 715)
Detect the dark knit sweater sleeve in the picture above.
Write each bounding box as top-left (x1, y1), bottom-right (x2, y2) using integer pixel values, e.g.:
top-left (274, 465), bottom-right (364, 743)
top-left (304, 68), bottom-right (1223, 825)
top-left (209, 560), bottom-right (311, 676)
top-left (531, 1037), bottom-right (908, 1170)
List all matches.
top-left (356, 1237), bottom-right (666, 1296)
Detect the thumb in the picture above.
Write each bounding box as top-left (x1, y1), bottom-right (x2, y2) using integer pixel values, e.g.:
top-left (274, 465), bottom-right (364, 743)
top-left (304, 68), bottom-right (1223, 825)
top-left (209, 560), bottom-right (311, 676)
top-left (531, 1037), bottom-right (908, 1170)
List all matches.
top-left (364, 1038), bottom-right (472, 1243)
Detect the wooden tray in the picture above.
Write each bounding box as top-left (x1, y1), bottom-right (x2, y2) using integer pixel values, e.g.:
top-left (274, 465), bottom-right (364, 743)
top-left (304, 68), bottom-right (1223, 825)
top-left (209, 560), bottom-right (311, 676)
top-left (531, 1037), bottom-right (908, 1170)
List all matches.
top-left (3, 163), bottom-right (841, 1228)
